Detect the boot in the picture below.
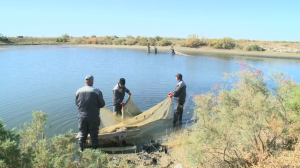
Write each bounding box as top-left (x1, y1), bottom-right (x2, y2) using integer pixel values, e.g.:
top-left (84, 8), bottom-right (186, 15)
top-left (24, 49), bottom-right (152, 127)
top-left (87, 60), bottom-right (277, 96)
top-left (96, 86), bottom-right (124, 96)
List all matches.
top-left (79, 143), bottom-right (85, 152)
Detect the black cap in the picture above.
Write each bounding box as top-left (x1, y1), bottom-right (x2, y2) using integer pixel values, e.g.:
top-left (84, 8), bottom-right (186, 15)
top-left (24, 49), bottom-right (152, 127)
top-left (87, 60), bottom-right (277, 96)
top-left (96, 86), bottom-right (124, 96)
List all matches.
top-left (175, 73), bottom-right (182, 80)
top-left (119, 78), bottom-right (125, 85)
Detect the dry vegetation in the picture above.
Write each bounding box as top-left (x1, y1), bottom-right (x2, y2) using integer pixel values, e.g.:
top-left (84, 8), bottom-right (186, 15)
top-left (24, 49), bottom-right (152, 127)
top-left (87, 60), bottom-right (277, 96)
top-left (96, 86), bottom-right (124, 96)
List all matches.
top-left (167, 64), bottom-right (300, 167)
top-left (1, 33), bottom-right (299, 54)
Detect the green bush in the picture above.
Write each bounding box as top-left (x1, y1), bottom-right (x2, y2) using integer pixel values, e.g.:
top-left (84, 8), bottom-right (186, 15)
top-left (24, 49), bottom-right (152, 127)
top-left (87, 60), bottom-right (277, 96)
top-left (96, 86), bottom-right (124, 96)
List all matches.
top-left (138, 37), bottom-right (148, 46)
top-left (243, 45), bottom-right (251, 51)
top-left (158, 38), bottom-right (172, 46)
top-left (0, 33), bottom-right (8, 42)
top-left (154, 36), bottom-right (163, 41)
top-left (0, 111), bottom-right (133, 167)
top-left (126, 38), bottom-right (137, 45)
top-left (170, 67), bottom-right (300, 167)
top-left (243, 45), bottom-right (265, 51)
top-left (126, 35), bottom-right (134, 39)
top-left (209, 37), bottom-right (236, 49)
top-left (250, 44), bottom-right (265, 51)
top-left (55, 38), bottom-right (63, 42)
top-left (148, 37), bottom-right (156, 46)
top-left (113, 39), bottom-right (126, 45)
top-left (285, 86), bottom-right (300, 114)
top-left (181, 34), bottom-right (203, 48)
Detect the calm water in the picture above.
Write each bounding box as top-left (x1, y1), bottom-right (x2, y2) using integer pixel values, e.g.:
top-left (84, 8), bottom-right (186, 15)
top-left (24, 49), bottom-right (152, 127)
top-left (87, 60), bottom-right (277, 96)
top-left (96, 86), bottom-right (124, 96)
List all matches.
top-left (1, 45), bottom-right (300, 138)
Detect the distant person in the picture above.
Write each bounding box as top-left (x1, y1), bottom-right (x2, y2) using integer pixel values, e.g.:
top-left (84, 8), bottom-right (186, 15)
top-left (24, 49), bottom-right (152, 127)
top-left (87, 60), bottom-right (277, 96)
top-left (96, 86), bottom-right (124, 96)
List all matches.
top-left (154, 46), bottom-right (158, 53)
top-left (168, 73), bottom-right (186, 125)
top-left (170, 46), bottom-right (175, 54)
top-left (113, 78), bottom-right (131, 116)
top-left (147, 45), bottom-right (150, 53)
top-left (76, 75), bottom-right (105, 151)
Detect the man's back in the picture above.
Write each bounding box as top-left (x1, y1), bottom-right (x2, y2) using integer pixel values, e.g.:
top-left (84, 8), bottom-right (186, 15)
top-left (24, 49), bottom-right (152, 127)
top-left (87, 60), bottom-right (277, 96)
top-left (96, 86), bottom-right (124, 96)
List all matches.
top-left (172, 80), bottom-right (186, 103)
top-left (76, 85), bottom-right (105, 117)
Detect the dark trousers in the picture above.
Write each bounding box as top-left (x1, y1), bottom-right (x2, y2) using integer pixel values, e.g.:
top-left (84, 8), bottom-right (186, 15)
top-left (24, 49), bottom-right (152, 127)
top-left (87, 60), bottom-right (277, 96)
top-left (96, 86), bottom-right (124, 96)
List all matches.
top-left (173, 100), bottom-right (184, 125)
top-left (78, 116), bottom-right (100, 148)
top-left (113, 104), bottom-right (122, 116)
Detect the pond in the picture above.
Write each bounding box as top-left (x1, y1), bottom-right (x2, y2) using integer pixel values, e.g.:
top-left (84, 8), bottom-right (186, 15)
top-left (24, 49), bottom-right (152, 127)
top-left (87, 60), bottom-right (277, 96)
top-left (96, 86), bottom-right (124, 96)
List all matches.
top-left (0, 45), bottom-right (300, 138)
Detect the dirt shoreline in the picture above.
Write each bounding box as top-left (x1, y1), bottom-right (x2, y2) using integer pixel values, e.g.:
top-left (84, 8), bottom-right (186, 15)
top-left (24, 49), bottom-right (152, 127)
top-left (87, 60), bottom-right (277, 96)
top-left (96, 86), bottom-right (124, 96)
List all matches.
top-left (76, 44), bottom-right (300, 59)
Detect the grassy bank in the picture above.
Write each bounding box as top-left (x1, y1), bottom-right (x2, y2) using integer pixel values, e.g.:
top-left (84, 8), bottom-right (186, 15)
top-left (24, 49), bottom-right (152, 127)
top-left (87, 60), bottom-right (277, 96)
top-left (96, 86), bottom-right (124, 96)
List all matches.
top-left (1, 34), bottom-right (299, 57)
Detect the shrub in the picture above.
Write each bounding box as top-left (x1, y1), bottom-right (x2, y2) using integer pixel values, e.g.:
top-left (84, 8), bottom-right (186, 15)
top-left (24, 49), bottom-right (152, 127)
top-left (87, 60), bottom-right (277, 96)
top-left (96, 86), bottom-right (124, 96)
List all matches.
top-left (148, 37), bottom-right (156, 46)
top-left (243, 45), bottom-right (265, 51)
top-left (154, 36), bottom-right (163, 41)
top-left (75, 38), bottom-right (86, 44)
top-left (234, 44), bottom-right (243, 50)
top-left (113, 39), bottom-right (126, 45)
top-left (168, 66), bottom-right (300, 167)
top-left (243, 45), bottom-right (251, 51)
top-left (0, 33), bottom-right (8, 42)
top-left (138, 37), bottom-right (148, 46)
top-left (209, 37), bottom-right (236, 49)
top-left (126, 35), bottom-right (134, 39)
top-left (181, 34), bottom-right (203, 48)
top-left (158, 38), bottom-right (172, 46)
top-left (0, 111), bottom-right (118, 167)
top-left (86, 38), bottom-right (98, 44)
top-left (126, 38), bottom-right (137, 45)
top-left (55, 38), bottom-right (63, 42)
top-left (250, 44), bottom-right (264, 51)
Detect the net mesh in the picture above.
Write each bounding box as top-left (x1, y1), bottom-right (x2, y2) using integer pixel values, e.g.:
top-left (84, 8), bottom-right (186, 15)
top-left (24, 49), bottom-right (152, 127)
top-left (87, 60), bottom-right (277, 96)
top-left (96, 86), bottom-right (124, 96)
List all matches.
top-left (99, 97), bottom-right (172, 134)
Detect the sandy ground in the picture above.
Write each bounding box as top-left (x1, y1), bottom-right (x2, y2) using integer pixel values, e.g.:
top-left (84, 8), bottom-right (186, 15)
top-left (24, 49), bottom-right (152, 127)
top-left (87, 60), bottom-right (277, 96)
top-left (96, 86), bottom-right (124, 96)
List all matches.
top-left (77, 44), bottom-right (300, 59)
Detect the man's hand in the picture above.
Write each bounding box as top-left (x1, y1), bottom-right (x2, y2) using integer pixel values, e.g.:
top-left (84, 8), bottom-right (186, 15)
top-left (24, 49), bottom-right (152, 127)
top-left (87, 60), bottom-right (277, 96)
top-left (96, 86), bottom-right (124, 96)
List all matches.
top-left (128, 92), bottom-right (131, 96)
top-left (121, 103), bottom-right (125, 107)
top-left (167, 92), bottom-right (172, 98)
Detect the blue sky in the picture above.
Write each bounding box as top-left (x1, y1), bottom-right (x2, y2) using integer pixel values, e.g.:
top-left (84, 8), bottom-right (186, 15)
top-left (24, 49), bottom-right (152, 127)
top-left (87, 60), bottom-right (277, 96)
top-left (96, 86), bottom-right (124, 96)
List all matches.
top-left (1, 0), bottom-right (299, 41)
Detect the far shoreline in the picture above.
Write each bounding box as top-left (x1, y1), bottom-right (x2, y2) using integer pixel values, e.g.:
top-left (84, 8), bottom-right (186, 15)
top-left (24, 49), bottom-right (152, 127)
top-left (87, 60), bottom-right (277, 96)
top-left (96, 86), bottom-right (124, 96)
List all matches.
top-left (76, 44), bottom-right (300, 59)
top-left (1, 44), bottom-right (300, 59)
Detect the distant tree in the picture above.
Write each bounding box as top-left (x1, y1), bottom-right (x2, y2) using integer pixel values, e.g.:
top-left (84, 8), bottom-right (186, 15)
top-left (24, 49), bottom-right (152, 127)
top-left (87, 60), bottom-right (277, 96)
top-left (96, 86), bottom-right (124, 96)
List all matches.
top-left (0, 33), bottom-right (8, 42)
top-left (155, 36), bottom-right (163, 41)
top-left (61, 33), bottom-right (69, 42)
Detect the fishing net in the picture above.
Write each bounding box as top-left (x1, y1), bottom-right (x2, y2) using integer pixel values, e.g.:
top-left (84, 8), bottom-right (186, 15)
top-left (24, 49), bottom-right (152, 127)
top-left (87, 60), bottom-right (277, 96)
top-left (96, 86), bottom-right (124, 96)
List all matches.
top-left (99, 97), bottom-right (172, 134)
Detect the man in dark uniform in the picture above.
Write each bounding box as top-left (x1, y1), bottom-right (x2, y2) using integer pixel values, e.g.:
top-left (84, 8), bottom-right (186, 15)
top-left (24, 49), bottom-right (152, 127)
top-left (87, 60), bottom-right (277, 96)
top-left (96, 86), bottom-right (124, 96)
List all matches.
top-left (113, 78), bottom-right (131, 116)
top-left (147, 45), bottom-right (151, 53)
top-left (154, 46), bottom-right (158, 53)
top-left (76, 75), bottom-right (105, 151)
top-left (170, 46), bottom-right (175, 54)
top-left (168, 73), bottom-right (186, 125)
